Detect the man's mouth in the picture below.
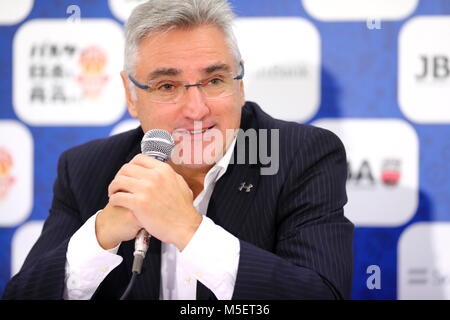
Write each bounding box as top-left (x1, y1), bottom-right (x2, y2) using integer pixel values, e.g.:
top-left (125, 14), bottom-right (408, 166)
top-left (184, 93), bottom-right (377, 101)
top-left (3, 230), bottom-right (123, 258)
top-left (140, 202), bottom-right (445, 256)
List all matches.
top-left (176, 125), bottom-right (215, 135)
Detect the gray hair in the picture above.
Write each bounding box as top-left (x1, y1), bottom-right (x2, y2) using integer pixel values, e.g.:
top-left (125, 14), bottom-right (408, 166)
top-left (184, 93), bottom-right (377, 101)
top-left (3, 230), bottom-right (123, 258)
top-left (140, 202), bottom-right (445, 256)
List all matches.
top-left (124, 0), bottom-right (242, 100)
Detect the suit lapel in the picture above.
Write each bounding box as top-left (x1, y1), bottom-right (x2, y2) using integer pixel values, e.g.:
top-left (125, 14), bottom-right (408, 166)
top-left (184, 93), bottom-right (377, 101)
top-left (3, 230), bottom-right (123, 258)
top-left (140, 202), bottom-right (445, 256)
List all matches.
top-left (197, 104), bottom-right (262, 299)
top-left (207, 103), bottom-right (261, 238)
top-left (196, 159), bottom-right (260, 300)
top-left (206, 162), bottom-right (260, 237)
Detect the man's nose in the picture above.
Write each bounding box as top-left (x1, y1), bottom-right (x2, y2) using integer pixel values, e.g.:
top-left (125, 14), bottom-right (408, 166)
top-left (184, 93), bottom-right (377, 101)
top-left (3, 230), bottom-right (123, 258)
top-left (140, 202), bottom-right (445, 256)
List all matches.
top-left (181, 85), bottom-right (210, 120)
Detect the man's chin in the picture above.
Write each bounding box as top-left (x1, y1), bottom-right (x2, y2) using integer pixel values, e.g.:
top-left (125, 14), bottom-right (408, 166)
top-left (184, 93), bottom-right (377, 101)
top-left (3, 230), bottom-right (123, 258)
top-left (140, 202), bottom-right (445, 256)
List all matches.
top-left (169, 154), bottom-right (221, 169)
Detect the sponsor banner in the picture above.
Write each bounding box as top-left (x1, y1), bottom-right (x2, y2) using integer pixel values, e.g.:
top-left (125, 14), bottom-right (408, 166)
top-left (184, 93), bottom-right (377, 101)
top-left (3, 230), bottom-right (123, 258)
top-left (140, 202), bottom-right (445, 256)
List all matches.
top-left (11, 220), bottom-right (44, 276)
top-left (303, 0), bottom-right (418, 21)
top-left (13, 19), bottom-right (126, 125)
top-left (0, 0), bottom-right (33, 25)
top-left (398, 222), bottom-right (450, 299)
top-left (399, 16), bottom-right (450, 123)
top-left (0, 120), bottom-right (33, 227)
top-left (110, 119), bottom-right (140, 136)
top-left (313, 118), bottom-right (419, 227)
top-left (234, 18), bottom-right (320, 122)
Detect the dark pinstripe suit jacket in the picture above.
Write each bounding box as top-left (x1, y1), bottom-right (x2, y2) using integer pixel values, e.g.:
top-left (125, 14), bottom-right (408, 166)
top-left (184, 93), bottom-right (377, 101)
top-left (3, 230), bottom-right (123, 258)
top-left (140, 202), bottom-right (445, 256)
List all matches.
top-left (3, 101), bottom-right (354, 300)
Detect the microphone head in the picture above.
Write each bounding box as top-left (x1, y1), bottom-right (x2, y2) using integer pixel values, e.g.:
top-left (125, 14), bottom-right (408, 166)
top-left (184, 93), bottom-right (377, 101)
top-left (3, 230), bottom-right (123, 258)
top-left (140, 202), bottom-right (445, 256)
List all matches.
top-left (141, 129), bottom-right (175, 162)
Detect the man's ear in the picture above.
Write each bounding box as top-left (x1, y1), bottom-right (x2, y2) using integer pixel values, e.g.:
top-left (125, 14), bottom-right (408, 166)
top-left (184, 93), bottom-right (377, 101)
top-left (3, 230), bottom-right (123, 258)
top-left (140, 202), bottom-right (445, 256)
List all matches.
top-left (120, 71), bottom-right (138, 118)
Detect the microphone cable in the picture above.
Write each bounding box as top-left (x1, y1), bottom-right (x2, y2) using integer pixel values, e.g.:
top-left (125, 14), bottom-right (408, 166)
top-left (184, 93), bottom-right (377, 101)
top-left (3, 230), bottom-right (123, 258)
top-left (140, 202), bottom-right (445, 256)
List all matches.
top-left (120, 272), bottom-right (137, 300)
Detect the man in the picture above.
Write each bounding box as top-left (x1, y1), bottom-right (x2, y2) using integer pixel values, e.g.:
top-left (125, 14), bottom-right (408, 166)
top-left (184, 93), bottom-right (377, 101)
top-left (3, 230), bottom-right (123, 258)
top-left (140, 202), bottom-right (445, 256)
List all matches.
top-left (3, 0), bottom-right (353, 300)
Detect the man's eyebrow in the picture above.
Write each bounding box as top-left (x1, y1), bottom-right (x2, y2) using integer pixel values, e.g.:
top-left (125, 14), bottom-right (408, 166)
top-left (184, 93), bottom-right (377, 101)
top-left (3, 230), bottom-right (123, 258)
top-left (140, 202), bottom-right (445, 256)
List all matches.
top-left (204, 63), bottom-right (231, 74)
top-left (145, 64), bottom-right (231, 80)
top-left (146, 68), bottom-right (180, 80)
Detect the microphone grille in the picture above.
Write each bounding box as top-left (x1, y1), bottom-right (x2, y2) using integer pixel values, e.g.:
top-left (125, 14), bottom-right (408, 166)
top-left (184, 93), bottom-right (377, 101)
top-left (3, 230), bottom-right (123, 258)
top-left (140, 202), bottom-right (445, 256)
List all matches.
top-left (141, 129), bottom-right (175, 162)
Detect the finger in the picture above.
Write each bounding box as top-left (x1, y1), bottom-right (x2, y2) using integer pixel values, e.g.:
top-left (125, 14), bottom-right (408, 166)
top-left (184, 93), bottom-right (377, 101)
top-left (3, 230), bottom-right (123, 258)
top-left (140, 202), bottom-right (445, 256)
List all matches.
top-left (117, 163), bottom-right (154, 180)
top-left (108, 175), bottom-right (142, 197)
top-left (131, 153), bottom-right (172, 171)
top-left (131, 155), bottom-right (176, 185)
top-left (108, 191), bottom-right (137, 211)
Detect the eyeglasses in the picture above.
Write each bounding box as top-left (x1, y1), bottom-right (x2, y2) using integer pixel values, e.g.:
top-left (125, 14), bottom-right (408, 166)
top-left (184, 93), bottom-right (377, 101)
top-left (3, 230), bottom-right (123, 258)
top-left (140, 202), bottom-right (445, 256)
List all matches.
top-left (128, 62), bottom-right (244, 104)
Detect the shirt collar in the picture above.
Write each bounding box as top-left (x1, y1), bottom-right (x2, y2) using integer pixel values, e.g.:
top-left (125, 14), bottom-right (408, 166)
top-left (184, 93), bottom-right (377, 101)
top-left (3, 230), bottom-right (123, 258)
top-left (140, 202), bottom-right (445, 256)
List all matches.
top-left (204, 135), bottom-right (237, 186)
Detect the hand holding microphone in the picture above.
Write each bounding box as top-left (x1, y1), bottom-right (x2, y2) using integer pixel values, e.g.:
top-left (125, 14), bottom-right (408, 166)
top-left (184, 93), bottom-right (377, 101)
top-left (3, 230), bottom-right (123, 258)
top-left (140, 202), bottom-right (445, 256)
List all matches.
top-left (98, 129), bottom-right (202, 273)
top-left (132, 129), bottom-right (175, 274)
top-left (96, 129), bottom-right (202, 299)
top-left (96, 129), bottom-right (174, 255)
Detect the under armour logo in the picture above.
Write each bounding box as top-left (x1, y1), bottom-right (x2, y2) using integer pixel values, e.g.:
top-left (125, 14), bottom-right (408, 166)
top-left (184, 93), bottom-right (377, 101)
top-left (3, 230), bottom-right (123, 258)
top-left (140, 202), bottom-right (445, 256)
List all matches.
top-left (238, 182), bottom-right (253, 193)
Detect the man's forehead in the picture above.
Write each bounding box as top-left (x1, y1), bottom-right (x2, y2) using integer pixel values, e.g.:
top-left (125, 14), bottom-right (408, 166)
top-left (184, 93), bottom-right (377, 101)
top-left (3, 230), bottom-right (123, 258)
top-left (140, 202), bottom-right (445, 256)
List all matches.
top-left (146, 62), bottom-right (232, 80)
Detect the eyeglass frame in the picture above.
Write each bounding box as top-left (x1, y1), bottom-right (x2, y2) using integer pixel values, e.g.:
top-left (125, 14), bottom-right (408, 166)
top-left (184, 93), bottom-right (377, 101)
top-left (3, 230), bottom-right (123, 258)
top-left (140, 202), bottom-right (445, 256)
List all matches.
top-left (127, 62), bottom-right (245, 103)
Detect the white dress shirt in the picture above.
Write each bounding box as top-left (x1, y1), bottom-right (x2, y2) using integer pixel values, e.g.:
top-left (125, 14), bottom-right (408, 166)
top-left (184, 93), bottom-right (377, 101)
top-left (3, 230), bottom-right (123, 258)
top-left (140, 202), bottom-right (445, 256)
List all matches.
top-left (63, 138), bottom-right (240, 300)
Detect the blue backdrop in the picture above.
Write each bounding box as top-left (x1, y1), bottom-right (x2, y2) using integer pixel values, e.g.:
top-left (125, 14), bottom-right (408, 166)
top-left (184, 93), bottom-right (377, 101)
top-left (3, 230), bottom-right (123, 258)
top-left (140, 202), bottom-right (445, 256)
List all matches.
top-left (1, 0), bottom-right (449, 299)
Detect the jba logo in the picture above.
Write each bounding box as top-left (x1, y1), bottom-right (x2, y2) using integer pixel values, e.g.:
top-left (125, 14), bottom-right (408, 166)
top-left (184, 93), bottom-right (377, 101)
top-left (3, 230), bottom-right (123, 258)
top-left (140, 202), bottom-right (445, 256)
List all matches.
top-left (416, 55), bottom-right (450, 81)
top-left (347, 159), bottom-right (401, 187)
top-left (381, 159), bottom-right (401, 186)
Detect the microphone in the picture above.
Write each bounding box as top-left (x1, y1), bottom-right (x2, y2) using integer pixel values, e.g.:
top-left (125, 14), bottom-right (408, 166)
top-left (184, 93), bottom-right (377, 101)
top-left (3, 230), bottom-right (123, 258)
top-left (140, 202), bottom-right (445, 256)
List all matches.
top-left (120, 129), bottom-right (174, 300)
top-left (132, 129), bottom-right (175, 274)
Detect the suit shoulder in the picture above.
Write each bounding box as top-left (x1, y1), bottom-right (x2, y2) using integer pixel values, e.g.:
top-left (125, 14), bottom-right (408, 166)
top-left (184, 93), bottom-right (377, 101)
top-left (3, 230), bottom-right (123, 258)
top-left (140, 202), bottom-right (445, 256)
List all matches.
top-left (244, 101), bottom-right (344, 151)
top-left (61, 127), bottom-right (143, 164)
